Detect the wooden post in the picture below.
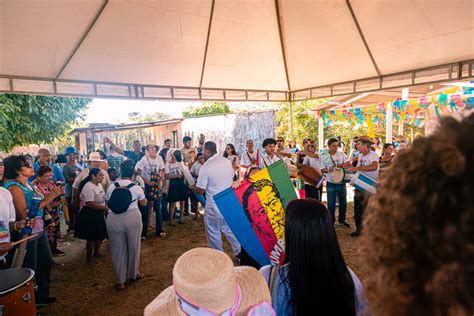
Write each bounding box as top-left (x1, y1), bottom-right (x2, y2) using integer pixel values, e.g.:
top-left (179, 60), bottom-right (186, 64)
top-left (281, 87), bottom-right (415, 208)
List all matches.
top-left (318, 113), bottom-right (324, 151)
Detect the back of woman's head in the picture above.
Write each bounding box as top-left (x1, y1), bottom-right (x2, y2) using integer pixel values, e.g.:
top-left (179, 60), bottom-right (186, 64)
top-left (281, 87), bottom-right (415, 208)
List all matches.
top-left (3, 155), bottom-right (28, 180)
top-left (285, 199), bottom-right (355, 315)
top-left (173, 150), bottom-right (182, 163)
top-left (120, 160), bottom-right (135, 178)
top-left (360, 113), bottom-right (474, 316)
top-left (79, 167), bottom-right (101, 192)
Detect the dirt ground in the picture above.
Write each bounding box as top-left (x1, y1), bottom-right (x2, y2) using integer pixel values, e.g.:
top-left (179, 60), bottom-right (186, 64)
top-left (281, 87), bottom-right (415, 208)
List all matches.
top-left (41, 202), bottom-right (365, 316)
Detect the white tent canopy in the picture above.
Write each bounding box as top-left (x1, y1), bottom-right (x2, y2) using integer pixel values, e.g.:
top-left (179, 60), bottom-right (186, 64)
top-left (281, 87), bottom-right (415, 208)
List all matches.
top-left (1, 0), bottom-right (473, 101)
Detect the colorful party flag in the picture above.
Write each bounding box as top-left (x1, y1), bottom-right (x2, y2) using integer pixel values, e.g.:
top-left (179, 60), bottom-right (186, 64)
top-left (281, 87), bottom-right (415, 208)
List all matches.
top-left (213, 160), bottom-right (297, 267)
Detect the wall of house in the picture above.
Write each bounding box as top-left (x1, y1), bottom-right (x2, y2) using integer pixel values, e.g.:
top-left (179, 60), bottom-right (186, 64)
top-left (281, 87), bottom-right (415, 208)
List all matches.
top-left (180, 111), bottom-right (276, 154)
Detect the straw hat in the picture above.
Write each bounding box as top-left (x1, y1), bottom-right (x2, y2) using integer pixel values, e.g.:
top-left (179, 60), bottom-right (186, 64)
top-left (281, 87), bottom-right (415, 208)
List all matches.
top-left (144, 248), bottom-right (273, 316)
top-left (357, 136), bottom-right (374, 144)
top-left (147, 140), bottom-right (159, 151)
top-left (87, 152), bottom-right (104, 162)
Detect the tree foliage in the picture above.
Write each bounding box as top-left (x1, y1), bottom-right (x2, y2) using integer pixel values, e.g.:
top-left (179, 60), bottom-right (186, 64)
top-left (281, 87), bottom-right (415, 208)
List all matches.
top-left (276, 99), bottom-right (424, 148)
top-left (276, 99), bottom-right (327, 142)
top-left (182, 102), bottom-right (231, 117)
top-left (0, 94), bottom-right (90, 151)
top-left (127, 111), bottom-right (172, 122)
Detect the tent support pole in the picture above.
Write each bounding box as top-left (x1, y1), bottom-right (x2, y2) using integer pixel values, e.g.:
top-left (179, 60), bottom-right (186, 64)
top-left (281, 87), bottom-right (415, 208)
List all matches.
top-left (399, 88), bottom-right (409, 136)
top-left (199, 0), bottom-right (216, 92)
top-left (318, 113), bottom-right (324, 152)
top-left (346, 0), bottom-right (382, 79)
top-left (55, 0), bottom-right (109, 79)
top-left (274, 0), bottom-right (291, 91)
top-left (289, 101), bottom-right (294, 140)
top-left (386, 102), bottom-right (393, 143)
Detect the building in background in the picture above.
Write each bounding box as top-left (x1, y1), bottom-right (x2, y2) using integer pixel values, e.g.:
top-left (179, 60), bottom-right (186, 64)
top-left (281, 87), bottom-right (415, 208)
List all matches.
top-left (71, 110), bottom-right (276, 155)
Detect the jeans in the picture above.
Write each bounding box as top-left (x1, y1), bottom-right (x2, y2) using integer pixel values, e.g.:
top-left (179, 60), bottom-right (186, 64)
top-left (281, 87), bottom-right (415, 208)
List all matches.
top-left (143, 185), bottom-right (163, 237)
top-left (304, 184), bottom-right (322, 201)
top-left (354, 190), bottom-right (369, 230)
top-left (161, 193), bottom-right (170, 222)
top-left (326, 182), bottom-right (347, 224)
top-left (23, 233), bottom-right (52, 299)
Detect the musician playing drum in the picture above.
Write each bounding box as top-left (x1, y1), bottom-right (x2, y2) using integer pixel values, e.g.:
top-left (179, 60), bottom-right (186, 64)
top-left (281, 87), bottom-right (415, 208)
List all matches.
top-left (347, 136), bottom-right (379, 237)
top-left (320, 138), bottom-right (351, 228)
top-left (302, 143), bottom-right (322, 201)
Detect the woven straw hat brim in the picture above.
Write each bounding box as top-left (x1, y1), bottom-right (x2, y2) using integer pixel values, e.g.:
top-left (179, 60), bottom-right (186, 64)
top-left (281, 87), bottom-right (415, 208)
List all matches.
top-left (144, 248), bottom-right (272, 316)
top-left (144, 286), bottom-right (185, 316)
top-left (144, 267), bottom-right (272, 316)
top-left (173, 248), bottom-right (236, 313)
top-left (357, 136), bottom-right (374, 144)
top-left (234, 266), bottom-right (272, 315)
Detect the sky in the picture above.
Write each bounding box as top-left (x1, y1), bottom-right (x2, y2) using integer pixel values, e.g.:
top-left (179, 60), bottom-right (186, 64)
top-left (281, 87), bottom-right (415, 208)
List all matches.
top-left (84, 98), bottom-right (278, 124)
top-left (84, 98), bottom-right (204, 123)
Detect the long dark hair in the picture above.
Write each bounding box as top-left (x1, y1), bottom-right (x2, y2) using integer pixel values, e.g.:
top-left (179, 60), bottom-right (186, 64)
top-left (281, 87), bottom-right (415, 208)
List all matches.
top-left (223, 143), bottom-right (237, 158)
top-left (284, 199), bottom-right (355, 315)
top-left (78, 168), bottom-right (101, 192)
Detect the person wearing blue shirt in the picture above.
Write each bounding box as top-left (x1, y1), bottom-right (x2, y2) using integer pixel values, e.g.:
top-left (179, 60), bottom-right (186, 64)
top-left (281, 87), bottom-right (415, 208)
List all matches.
top-left (105, 137), bottom-right (144, 167)
top-left (29, 148), bottom-right (65, 183)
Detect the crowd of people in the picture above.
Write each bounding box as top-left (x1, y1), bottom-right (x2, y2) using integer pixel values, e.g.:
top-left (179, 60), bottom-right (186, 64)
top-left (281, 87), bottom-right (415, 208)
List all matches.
top-left (0, 112), bottom-right (472, 315)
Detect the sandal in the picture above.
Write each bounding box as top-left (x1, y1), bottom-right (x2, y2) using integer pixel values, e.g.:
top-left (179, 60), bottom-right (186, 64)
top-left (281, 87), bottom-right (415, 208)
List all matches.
top-left (158, 232), bottom-right (166, 238)
top-left (169, 222), bottom-right (176, 227)
top-left (134, 272), bottom-right (145, 281)
top-left (178, 220), bottom-right (185, 224)
top-left (115, 283), bottom-right (125, 290)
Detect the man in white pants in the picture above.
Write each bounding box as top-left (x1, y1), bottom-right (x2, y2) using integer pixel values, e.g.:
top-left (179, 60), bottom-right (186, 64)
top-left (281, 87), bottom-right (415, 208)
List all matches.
top-left (191, 141), bottom-right (241, 257)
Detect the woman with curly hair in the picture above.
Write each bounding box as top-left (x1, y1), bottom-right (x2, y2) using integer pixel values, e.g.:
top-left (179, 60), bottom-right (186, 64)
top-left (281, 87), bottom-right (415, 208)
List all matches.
top-left (360, 113), bottom-right (474, 316)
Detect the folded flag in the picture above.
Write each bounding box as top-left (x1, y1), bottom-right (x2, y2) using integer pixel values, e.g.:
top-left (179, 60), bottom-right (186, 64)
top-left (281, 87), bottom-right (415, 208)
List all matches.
top-left (214, 160), bottom-right (297, 266)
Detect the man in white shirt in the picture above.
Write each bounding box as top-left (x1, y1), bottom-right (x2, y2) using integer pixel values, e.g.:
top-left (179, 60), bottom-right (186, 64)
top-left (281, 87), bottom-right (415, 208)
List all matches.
top-left (135, 142), bottom-right (165, 239)
top-left (276, 137), bottom-right (292, 162)
top-left (347, 136), bottom-right (379, 237)
top-left (320, 138), bottom-right (351, 227)
top-left (0, 187), bottom-right (15, 269)
top-left (260, 138), bottom-right (282, 168)
top-left (240, 139), bottom-right (258, 170)
top-left (191, 141), bottom-right (240, 258)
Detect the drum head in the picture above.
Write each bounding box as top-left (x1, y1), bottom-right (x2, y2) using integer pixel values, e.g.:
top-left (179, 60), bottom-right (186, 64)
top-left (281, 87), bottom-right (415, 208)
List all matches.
top-left (331, 168), bottom-right (345, 183)
top-left (0, 268), bottom-right (35, 295)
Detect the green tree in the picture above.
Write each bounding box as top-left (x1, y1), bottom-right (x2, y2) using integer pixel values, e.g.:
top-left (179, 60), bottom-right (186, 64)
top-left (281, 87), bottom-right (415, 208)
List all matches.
top-left (128, 111), bottom-right (172, 122)
top-left (276, 99), bottom-right (327, 142)
top-left (0, 94), bottom-right (90, 151)
top-left (182, 102), bottom-right (231, 117)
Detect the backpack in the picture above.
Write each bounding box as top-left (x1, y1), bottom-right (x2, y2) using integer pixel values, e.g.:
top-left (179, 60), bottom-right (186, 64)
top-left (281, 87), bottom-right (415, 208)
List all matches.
top-left (108, 182), bottom-right (136, 214)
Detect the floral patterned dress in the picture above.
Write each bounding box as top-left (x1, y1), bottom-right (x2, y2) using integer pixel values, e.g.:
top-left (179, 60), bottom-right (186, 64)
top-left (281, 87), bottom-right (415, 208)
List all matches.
top-left (32, 179), bottom-right (61, 249)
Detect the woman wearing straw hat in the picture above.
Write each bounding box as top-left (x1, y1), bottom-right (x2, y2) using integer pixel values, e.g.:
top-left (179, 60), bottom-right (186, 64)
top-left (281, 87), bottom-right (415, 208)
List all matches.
top-left (144, 247), bottom-right (275, 315)
top-left (260, 199), bottom-right (367, 315)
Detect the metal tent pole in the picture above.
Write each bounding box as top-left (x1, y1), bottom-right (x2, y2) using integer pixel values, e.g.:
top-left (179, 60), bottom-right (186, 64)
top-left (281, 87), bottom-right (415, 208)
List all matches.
top-left (386, 102), bottom-right (393, 143)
